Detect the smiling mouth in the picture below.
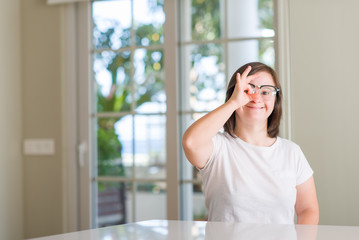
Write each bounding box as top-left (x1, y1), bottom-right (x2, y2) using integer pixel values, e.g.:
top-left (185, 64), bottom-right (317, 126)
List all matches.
top-left (246, 105), bottom-right (264, 109)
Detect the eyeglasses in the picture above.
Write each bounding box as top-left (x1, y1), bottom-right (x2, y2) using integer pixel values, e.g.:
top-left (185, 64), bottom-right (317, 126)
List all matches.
top-left (245, 83), bottom-right (280, 100)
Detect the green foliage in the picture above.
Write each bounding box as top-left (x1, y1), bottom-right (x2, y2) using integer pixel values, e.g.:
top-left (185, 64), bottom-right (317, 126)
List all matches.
top-left (191, 0), bottom-right (221, 41)
top-left (97, 124), bottom-right (123, 175)
top-left (96, 53), bottom-right (132, 113)
top-left (94, 3), bottom-right (164, 186)
top-left (189, 1), bottom-right (223, 98)
top-left (193, 208), bottom-right (208, 221)
top-left (93, 22), bottom-right (130, 49)
top-left (190, 44), bottom-right (223, 101)
top-left (258, 0), bottom-right (274, 29)
top-left (190, 0), bottom-right (273, 41)
top-left (135, 24), bottom-right (163, 46)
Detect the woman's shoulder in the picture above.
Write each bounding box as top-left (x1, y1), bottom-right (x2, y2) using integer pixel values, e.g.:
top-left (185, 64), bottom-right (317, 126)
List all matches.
top-left (276, 137), bottom-right (302, 151)
top-left (216, 131), bottom-right (230, 138)
top-left (211, 131), bottom-right (238, 149)
top-left (215, 131), bottom-right (237, 142)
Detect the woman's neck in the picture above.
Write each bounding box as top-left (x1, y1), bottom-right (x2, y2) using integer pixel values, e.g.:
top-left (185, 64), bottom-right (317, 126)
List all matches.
top-left (234, 120), bottom-right (275, 147)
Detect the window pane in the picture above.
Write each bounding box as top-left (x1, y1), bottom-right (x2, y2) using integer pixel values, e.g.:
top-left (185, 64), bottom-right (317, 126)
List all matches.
top-left (134, 49), bottom-right (166, 113)
top-left (93, 0), bottom-right (132, 50)
top-left (227, 0), bottom-right (274, 38)
top-left (134, 115), bottom-right (166, 179)
top-left (180, 0), bottom-right (222, 42)
top-left (92, 0), bottom-right (168, 228)
top-left (180, 44), bottom-right (225, 112)
top-left (192, 0), bottom-right (222, 41)
top-left (97, 116), bottom-right (133, 178)
top-left (180, 113), bottom-right (206, 183)
top-left (94, 51), bottom-right (132, 113)
top-left (258, 39), bottom-right (275, 67)
top-left (135, 182), bottom-right (167, 221)
top-left (227, 39), bottom-right (275, 74)
top-left (193, 184), bottom-right (207, 221)
top-left (97, 182), bottom-right (133, 227)
top-left (134, 0), bottom-right (165, 46)
top-left (181, 183), bottom-right (206, 221)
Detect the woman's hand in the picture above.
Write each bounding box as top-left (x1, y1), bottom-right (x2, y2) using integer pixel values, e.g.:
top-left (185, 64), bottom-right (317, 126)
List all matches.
top-left (183, 67), bottom-right (256, 168)
top-left (228, 66), bottom-right (256, 109)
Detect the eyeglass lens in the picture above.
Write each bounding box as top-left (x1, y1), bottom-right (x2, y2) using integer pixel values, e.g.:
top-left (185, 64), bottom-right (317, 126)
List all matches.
top-left (248, 84), bottom-right (277, 100)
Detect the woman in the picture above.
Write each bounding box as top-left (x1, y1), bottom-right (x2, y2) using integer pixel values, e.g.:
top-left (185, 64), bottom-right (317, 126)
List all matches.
top-left (182, 62), bottom-right (319, 224)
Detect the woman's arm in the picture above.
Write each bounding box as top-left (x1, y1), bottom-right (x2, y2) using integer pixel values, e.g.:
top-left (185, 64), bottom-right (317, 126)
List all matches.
top-left (295, 176), bottom-right (319, 225)
top-left (182, 100), bottom-right (238, 169)
top-left (182, 66), bottom-right (253, 169)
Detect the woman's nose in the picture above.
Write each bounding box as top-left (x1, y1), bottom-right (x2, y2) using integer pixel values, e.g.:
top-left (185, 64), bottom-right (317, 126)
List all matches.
top-left (249, 91), bottom-right (261, 101)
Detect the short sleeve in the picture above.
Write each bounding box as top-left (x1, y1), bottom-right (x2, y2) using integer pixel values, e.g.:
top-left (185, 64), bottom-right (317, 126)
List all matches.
top-left (198, 133), bottom-right (221, 175)
top-left (296, 146), bottom-right (314, 185)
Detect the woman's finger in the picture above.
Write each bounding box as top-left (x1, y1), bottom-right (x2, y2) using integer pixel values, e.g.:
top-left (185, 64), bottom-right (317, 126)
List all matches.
top-left (236, 73), bottom-right (251, 98)
top-left (233, 72), bottom-right (250, 107)
top-left (236, 73), bottom-right (240, 83)
top-left (241, 66), bottom-right (252, 80)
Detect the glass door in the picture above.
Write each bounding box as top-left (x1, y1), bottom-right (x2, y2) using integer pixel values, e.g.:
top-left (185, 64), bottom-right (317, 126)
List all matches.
top-left (91, 0), bottom-right (167, 227)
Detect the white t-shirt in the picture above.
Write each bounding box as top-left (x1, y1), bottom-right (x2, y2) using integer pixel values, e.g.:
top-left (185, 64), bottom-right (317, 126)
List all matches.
top-left (199, 132), bottom-right (313, 224)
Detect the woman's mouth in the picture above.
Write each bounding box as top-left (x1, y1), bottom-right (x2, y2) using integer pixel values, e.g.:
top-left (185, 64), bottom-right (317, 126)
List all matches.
top-left (246, 105), bottom-right (264, 110)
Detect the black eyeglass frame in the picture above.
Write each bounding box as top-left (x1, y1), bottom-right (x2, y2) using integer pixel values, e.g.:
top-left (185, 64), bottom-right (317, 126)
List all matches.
top-left (248, 83), bottom-right (280, 94)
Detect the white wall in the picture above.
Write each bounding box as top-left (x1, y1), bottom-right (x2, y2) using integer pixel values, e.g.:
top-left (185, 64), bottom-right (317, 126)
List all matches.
top-left (289, 0), bottom-right (359, 226)
top-left (22, 0), bottom-right (64, 238)
top-left (0, 0), bottom-right (23, 239)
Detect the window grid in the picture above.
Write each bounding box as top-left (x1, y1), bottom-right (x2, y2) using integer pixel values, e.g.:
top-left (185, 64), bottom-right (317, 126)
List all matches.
top-left (88, 0), bottom-right (277, 225)
top-left (91, 0), bottom-right (167, 225)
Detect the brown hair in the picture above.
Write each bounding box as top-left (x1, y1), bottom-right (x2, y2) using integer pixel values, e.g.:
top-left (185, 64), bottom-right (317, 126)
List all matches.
top-left (223, 62), bottom-right (282, 138)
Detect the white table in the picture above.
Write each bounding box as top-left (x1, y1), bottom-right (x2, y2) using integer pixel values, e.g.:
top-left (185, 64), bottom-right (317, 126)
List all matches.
top-left (28, 220), bottom-right (359, 240)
